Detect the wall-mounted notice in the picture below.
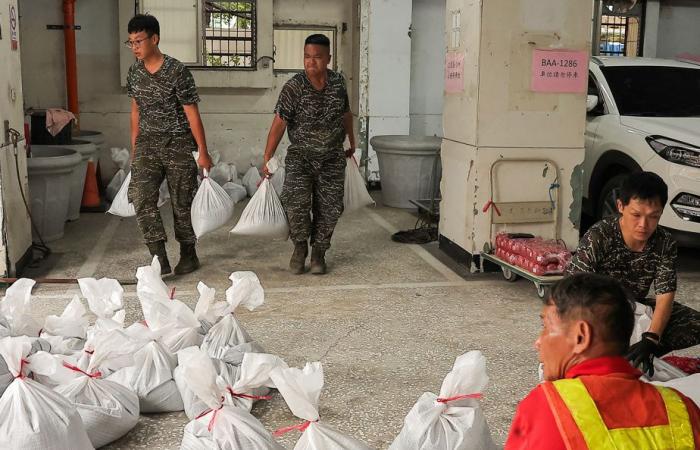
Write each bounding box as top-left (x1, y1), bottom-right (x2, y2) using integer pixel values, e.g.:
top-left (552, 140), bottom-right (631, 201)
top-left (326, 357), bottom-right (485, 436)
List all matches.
top-left (445, 51), bottom-right (464, 94)
top-left (531, 49), bottom-right (587, 93)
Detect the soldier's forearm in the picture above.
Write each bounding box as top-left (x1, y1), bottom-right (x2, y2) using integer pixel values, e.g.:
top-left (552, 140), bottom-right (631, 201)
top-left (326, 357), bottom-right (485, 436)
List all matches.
top-left (649, 292), bottom-right (674, 337)
top-left (343, 112), bottom-right (356, 148)
top-left (264, 115), bottom-right (287, 162)
top-left (183, 104), bottom-right (208, 154)
top-left (130, 99), bottom-right (139, 158)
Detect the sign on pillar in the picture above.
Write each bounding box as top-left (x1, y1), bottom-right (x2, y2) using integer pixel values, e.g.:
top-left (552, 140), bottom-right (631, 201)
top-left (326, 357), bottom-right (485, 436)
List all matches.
top-left (530, 49), bottom-right (587, 93)
top-left (9, 4), bottom-right (18, 50)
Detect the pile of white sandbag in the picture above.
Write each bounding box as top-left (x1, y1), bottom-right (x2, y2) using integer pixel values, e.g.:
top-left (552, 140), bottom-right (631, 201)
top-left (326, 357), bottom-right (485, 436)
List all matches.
top-left (0, 276), bottom-right (139, 449)
top-left (0, 259), bottom-right (383, 449)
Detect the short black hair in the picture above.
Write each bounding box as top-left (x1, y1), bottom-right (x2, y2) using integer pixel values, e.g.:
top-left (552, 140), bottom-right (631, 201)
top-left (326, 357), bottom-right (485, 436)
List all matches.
top-left (619, 171), bottom-right (668, 208)
top-left (304, 34), bottom-right (331, 48)
top-left (547, 273), bottom-right (635, 354)
top-left (128, 14), bottom-right (160, 36)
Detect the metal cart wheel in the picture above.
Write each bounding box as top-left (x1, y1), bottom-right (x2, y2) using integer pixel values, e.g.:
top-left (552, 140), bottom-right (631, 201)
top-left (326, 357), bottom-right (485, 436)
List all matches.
top-left (536, 283), bottom-right (547, 299)
top-left (502, 267), bottom-right (519, 282)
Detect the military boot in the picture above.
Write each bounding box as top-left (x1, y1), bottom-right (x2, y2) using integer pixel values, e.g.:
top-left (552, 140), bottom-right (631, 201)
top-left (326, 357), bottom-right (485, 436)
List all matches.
top-left (147, 240), bottom-right (171, 275)
top-left (174, 242), bottom-right (200, 275)
top-left (310, 246), bottom-right (327, 275)
top-left (289, 241), bottom-right (308, 274)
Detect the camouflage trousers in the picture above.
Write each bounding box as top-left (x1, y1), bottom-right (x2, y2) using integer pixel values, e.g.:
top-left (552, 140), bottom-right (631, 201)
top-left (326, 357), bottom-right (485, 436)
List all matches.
top-left (281, 148), bottom-right (345, 251)
top-left (639, 297), bottom-right (700, 356)
top-left (128, 133), bottom-right (198, 245)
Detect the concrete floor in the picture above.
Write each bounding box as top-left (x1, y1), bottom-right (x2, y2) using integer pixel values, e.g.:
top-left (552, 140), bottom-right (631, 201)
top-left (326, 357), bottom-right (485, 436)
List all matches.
top-left (10, 194), bottom-right (700, 449)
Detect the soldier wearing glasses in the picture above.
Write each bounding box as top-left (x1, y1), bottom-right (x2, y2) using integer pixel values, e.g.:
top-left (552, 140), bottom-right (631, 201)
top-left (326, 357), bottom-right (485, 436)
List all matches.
top-left (125, 14), bottom-right (212, 275)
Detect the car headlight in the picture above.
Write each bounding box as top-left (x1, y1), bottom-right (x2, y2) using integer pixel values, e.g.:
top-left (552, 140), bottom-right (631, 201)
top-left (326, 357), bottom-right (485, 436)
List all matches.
top-left (646, 136), bottom-right (700, 168)
top-left (671, 193), bottom-right (700, 223)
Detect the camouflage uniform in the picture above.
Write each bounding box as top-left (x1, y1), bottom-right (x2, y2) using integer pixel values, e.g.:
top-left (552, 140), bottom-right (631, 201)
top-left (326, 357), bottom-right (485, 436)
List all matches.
top-left (274, 70), bottom-right (349, 250)
top-left (567, 215), bottom-right (700, 355)
top-left (126, 54), bottom-right (199, 244)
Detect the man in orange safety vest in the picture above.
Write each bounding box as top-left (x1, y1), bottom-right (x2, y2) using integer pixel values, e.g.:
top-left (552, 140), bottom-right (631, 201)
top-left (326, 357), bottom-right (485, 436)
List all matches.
top-left (505, 273), bottom-right (700, 450)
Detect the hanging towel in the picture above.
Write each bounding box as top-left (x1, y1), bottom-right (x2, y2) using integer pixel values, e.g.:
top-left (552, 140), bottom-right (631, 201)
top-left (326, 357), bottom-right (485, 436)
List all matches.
top-left (46, 108), bottom-right (76, 136)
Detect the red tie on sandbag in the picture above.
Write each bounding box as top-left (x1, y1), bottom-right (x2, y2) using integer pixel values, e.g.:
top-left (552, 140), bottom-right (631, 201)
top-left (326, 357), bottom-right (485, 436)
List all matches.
top-left (14, 359), bottom-right (29, 379)
top-left (226, 386), bottom-right (272, 401)
top-left (436, 393), bottom-right (483, 403)
top-left (273, 419), bottom-right (317, 437)
top-left (195, 402), bottom-right (225, 432)
top-left (62, 361), bottom-right (102, 378)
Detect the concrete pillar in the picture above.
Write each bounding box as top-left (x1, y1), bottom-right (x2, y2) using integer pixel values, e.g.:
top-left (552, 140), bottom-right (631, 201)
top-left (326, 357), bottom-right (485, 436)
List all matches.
top-left (358, 0), bottom-right (412, 181)
top-left (439, 0), bottom-right (592, 267)
top-left (0, 0), bottom-right (32, 276)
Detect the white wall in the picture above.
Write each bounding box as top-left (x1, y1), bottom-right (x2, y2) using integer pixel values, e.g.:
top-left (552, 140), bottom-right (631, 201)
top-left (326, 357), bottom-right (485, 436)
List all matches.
top-left (0, 0), bottom-right (32, 276)
top-left (656, 0), bottom-right (700, 59)
top-left (359, 0), bottom-right (413, 181)
top-left (19, 0), bottom-right (357, 182)
top-left (409, 0), bottom-right (445, 137)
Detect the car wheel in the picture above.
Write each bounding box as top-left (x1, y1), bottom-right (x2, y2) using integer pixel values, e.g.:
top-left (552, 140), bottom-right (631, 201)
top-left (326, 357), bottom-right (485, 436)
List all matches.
top-left (597, 174), bottom-right (627, 221)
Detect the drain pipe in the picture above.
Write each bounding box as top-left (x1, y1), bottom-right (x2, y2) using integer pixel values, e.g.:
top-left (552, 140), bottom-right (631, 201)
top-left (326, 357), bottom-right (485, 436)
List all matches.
top-left (63, 0), bottom-right (79, 128)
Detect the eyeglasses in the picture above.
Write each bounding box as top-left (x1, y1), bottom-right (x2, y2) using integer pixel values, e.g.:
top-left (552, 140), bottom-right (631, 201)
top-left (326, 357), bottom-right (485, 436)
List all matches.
top-left (124, 36), bottom-right (151, 49)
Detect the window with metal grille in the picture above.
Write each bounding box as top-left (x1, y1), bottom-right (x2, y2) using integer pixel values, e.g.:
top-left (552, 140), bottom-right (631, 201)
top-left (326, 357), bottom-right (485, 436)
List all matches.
top-left (138, 0), bottom-right (257, 69)
top-left (594, 0), bottom-right (645, 57)
top-left (203, 1), bottom-right (256, 68)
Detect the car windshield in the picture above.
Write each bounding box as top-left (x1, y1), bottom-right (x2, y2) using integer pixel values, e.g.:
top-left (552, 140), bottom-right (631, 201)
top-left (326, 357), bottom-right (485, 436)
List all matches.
top-left (601, 66), bottom-right (700, 117)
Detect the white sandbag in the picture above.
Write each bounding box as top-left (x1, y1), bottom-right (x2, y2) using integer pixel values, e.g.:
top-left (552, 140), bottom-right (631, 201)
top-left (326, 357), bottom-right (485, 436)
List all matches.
top-left (192, 171), bottom-right (235, 239)
top-left (208, 162), bottom-right (233, 186)
top-left (652, 374), bottom-right (700, 407)
top-left (178, 347), bottom-right (285, 450)
top-left (107, 324), bottom-right (184, 413)
top-left (158, 179), bottom-right (170, 207)
top-left (53, 330), bottom-right (140, 448)
top-left (222, 182), bottom-right (248, 204)
top-left (193, 282), bottom-right (230, 329)
top-left (266, 156), bottom-right (285, 196)
top-left (344, 156), bottom-right (375, 213)
top-left (111, 147), bottom-right (130, 171)
top-left (201, 272), bottom-right (265, 358)
top-left (107, 173), bottom-right (170, 217)
top-left (106, 169), bottom-right (126, 202)
top-left (270, 362), bottom-right (372, 450)
top-left (107, 172), bottom-right (136, 217)
top-left (78, 277), bottom-right (126, 332)
top-left (136, 257), bottom-right (203, 353)
top-left (0, 337), bottom-right (93, 450)
top-left (389, 351), bottom-right (496, 450)
top-left (0, 338), bottom-right (51, 396)
top-left (40, 296), bottom-right (89, 353)
top-left (0, 278), bottom-right (42, 337)
top-left (242, 166), bottom-right (262, 197)
top-left (631, 302), bottom-right (653, 345)
top-left (176, 348), bottom-right (282, 420)
top-left (230, 178), bottom-right (289, 239)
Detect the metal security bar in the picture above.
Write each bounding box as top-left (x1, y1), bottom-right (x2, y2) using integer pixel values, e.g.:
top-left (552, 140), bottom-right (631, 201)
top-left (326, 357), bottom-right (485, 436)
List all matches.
top-left (202, 1), bottom-right (256, 68)
top-left (594, 0), bottom-right (645, 57)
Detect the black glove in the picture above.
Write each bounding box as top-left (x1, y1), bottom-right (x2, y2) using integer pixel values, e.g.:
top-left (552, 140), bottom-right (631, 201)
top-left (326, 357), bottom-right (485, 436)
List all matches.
top-left (626, 332), bottom-right (660, 377)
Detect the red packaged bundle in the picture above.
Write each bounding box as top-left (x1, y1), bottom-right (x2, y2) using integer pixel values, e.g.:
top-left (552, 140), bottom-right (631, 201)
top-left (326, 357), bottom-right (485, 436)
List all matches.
top-left (662, 356), bottom-right (700, 374)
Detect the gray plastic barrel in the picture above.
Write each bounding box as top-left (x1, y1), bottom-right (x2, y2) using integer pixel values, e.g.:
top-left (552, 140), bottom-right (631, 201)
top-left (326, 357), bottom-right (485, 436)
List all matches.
top-left (27, 147), bottom-right (82, 242)
top-left (32, 140), bottom-right (97, 221)
top-left (369, 135), bottom-right (442, 208)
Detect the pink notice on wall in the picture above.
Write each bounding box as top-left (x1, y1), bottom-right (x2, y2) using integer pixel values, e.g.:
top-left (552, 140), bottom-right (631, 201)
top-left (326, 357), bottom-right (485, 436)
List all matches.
top-left (530, 49), bottom-right (588, 93)
top-left (445, 51), bottom-right (465, 94)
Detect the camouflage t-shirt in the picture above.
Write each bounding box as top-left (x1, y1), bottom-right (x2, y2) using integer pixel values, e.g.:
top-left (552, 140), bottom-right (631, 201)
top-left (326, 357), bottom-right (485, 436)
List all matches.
top-left (566, 216), bottom-right (677, 299)
top-left (127, 54), bottom-right (200, 134)
top-left (274, 70), bottom-right (350, 153)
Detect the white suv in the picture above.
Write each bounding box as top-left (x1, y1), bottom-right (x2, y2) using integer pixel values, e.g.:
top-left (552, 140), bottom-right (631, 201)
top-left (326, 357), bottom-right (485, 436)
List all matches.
top-left (584, 57), bottom-right (700, 247)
